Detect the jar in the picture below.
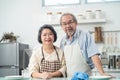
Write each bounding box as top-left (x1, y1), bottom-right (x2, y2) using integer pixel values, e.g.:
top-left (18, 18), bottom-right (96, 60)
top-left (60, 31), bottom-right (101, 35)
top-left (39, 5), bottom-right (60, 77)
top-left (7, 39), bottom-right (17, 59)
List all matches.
top-left (95, 10), bottom-right (102, 19)
top-left (47, 12), bottom-right (53, 22)
top-left (85, 10), bottom-right (93, 19)
top-left (78, 14), bottom-right (84, 20)
top-left (56, 12), bottom-right (62, 20)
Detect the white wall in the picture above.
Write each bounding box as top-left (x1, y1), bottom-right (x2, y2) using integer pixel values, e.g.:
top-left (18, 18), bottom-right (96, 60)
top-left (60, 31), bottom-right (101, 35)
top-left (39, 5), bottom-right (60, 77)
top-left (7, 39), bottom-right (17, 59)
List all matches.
top-left (0, 0), bottom-right (120, 50)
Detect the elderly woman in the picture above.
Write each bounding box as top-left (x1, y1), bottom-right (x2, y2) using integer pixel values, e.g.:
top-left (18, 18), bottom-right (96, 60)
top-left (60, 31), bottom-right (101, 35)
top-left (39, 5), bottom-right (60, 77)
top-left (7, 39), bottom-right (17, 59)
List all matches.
top-left (28, 24), bottom-right (66, 79)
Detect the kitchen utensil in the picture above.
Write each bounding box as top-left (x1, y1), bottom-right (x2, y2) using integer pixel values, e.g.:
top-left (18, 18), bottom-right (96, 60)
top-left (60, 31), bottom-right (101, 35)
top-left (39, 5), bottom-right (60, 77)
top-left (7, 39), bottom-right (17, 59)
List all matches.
top-left (108, 55), bottom-right (116, 69)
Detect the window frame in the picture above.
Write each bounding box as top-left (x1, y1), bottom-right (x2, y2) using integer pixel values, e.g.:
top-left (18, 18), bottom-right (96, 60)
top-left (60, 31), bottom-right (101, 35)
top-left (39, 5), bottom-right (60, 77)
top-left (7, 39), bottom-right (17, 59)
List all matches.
top-left (42, 0), bottom-right (81, 7)
top-left (85, 0), bottom-right (120, 4)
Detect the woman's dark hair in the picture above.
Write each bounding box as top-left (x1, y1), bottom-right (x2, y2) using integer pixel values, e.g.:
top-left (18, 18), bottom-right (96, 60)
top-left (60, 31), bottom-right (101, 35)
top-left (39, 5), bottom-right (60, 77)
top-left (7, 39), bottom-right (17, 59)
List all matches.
top-left (38, 24), bottom-right (57, 43)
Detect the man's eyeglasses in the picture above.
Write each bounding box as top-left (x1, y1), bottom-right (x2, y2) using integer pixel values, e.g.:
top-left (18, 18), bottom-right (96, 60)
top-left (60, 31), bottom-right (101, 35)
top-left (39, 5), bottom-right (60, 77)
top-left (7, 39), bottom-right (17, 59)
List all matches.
top-left (61, 20), bottom-right (75, 26)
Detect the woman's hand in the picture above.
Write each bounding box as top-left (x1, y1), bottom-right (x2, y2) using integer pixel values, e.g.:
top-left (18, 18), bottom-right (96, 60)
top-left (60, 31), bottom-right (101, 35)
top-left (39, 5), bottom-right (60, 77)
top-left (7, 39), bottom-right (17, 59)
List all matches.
top-left (40, 72), bottom-right (53, 79)
top-left (40, 72), bottom-right (49, 79)
top-left (40, 71), bottom-right (62, 78)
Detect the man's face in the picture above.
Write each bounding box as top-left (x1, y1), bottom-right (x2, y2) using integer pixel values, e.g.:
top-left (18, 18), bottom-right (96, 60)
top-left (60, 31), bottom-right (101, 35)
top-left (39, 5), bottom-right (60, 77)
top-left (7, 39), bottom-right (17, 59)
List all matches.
top-left (61, 15), bottom-right (77, 38)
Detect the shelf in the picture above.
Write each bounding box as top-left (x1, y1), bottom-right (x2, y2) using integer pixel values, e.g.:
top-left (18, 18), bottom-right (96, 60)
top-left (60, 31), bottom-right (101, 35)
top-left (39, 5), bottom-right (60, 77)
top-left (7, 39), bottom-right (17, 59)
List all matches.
top-left (78, 18), bottom-right (106, 24)
top-left (41, 21), bottom-right (60, 26)
top-left (89, 30), bottom-right (120, 34)
top-left (42, 18), bottom-right (106, 26)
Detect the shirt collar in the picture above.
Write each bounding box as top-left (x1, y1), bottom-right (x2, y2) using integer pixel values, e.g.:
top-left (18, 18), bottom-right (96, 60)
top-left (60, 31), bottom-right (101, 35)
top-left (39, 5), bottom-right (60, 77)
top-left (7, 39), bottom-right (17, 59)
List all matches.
top-left (64, 29), bottom-right (79, 44)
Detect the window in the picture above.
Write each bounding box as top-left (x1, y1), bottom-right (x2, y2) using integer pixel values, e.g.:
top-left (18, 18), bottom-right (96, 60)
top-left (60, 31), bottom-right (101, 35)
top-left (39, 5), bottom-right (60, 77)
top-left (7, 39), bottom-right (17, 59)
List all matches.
top-left (42, 0), bottom-right (80, 6)
top-left (87, 0), bottom-right (103, 3)
top-left (86, 0), bottom-right (120, 3)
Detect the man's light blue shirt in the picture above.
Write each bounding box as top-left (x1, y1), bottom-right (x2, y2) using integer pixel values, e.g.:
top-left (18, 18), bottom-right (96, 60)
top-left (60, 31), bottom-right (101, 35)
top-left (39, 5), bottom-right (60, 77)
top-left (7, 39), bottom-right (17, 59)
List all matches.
top-left (60, 28), bottom-right (100, 69)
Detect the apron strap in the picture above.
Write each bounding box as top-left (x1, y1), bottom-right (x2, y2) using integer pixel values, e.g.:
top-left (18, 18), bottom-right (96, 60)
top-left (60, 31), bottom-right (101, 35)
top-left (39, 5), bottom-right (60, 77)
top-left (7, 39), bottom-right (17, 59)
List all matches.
top-left (41, 47), bottom-right (45, 63)
top-left (41, 46), bottom-right (60, 62)
top-left (54, 46), bottom-right (60, 62)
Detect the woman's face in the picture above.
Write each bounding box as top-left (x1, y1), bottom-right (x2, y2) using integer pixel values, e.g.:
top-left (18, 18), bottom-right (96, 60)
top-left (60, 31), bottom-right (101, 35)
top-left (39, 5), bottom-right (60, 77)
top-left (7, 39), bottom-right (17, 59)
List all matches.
top-left (41, 28), bottom-right (54, 45)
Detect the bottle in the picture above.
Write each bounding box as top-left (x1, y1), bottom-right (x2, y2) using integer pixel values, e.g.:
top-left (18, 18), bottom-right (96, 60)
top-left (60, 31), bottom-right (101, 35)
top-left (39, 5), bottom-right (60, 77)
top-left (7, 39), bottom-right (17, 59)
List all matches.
top-left (108, 55), bottom-right (116, 69)
top-left (116, 55), bottom-right (120, 69)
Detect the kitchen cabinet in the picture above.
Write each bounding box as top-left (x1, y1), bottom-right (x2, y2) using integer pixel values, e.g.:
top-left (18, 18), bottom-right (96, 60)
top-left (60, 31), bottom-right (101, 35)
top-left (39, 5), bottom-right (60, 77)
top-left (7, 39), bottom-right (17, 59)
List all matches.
top-left (0, 43), bottom-right (29, 77)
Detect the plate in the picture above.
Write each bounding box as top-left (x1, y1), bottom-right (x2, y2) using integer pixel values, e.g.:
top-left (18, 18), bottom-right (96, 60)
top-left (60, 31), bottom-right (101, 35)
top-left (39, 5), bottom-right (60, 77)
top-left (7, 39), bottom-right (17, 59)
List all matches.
top-left (5, 75), bottom-right (23, 80)
top-left (89, 76), bottom-right (111, 80)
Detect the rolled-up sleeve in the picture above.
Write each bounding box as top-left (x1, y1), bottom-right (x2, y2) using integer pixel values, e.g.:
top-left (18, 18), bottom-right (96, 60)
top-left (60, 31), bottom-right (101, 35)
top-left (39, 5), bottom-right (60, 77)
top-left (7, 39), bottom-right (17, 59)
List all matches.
top-left (79, 31), bottom-right (100, 69)
top-left (56, 47), bottom-right (66, 77)
top-left (28, 49), bottom-right (42, 77)
top-left (86, 32), bottom-right (100, 57)
top-left (58, 54), bottom-right (66, 77)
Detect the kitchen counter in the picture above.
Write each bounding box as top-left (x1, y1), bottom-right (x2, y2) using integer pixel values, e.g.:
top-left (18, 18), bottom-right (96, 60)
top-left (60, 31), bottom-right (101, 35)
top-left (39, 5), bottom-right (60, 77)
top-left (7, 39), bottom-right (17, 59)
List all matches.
top-left (92, 68), bottom-right (120, 72)
top-left (0, 77), bottom-right (120, 80)
top-left (92, 68), bottom-right (120, 77)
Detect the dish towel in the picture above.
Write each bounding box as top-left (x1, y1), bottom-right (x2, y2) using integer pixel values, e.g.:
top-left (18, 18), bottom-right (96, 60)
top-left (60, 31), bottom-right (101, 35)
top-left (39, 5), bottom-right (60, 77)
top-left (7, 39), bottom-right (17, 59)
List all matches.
top-left (71, 72), bottom-right (89, 80)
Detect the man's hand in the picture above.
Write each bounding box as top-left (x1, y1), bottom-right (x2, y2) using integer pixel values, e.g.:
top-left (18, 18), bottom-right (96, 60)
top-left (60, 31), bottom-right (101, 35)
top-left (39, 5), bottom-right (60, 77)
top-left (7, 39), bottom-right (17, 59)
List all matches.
top-left (100, 73), bottom-right (115, 78)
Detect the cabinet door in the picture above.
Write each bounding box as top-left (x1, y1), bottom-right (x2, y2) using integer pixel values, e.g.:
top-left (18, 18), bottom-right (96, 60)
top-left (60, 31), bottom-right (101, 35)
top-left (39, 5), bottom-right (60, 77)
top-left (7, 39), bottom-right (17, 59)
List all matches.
top-left (0, 68), bottom-right (19, 77)
top-left (0, 43), bottom-right (17, 66)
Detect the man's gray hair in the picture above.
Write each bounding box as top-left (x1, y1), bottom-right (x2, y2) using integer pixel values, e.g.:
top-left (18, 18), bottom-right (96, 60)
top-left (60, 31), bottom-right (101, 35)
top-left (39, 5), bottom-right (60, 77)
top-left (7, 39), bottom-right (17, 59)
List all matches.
top-left (60, 13), bottom-right (77, 25)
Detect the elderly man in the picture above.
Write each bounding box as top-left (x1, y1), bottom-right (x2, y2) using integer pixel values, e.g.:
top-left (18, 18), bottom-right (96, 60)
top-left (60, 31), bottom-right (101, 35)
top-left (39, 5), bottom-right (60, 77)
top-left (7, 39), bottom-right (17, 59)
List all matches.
top-left (60, 13), bottom-right (110, 77)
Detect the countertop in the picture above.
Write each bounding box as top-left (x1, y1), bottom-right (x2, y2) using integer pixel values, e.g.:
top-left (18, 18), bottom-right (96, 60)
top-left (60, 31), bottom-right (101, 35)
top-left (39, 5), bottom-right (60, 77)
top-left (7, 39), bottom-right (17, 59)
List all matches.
top-left (92, 68), bottom-right (120, 77)
top-left (92, 68), bottom-right (120, 73)
top-left (0, 77), bottom-right (120, 80)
